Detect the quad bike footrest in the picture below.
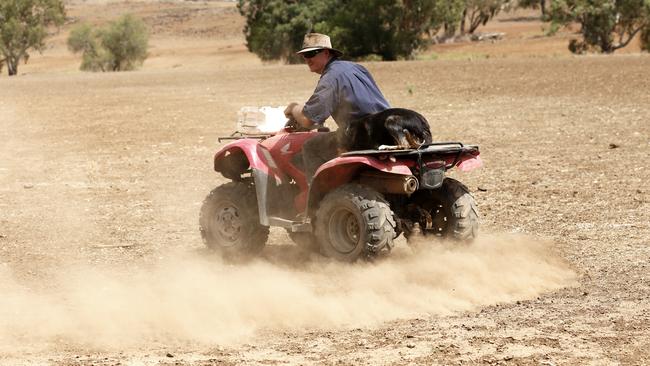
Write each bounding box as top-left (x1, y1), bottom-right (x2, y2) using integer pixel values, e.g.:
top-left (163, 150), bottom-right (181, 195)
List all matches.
top-left (267, 216), bottom-right (312, 232)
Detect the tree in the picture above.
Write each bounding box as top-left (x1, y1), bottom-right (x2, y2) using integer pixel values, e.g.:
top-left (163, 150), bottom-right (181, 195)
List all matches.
top-left (429, 0), bottom-right (466, 39)
top-left (237, 0), bottom-right (333, 63)
top-left (100, 14), bottom-right (149, 71)
top-left (67, 23), bottom-right (106, 71)
top-left (548, 0), bottom-right (650, 54)
top-left (238, 0), bottom-right (440, 62)
top-left (461, 0), bottom-right (509, 34)
top-left (322, 0), bottom-right (437, 60)
top-left (68, 14), bottom-right (149, 71)
top-left (0, 0), bottom-right (65, 76)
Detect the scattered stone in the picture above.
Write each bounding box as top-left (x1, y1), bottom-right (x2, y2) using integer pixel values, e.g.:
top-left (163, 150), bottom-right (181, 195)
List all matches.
top-left (23, 183), bottom-right (34, 189)
top-left (406, 344), bottom-right (415, 349)
top-left (166, 353), bottom-right (174, 358)
top-left (91, 243), bottom-right (135, 249)
top-left (470, 32), bottom-right (505, 42)
top-left (608, 143), bottom-right (620, 149)
top-left (478, 186), bottom-right (488, 192)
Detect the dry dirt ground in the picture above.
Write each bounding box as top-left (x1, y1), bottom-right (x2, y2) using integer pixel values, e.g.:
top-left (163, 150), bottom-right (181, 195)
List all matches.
top-left (1, 1), bottom-right (649, 365)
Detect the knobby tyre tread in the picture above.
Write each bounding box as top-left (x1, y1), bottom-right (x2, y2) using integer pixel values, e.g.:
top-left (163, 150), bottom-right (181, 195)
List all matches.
top-left (199, 182), bottom-right (269, 259)
top-left (440, 178), bottom-right (479, 241)
top-left (315, 184), bottom-right (396, 261)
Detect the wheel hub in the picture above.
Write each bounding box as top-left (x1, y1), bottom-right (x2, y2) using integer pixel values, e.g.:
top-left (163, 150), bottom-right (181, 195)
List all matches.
top-left (345, 215), bottom-right (360, 242)
top-left (329, 208), bottom-right (360, 254)
top-left (214, 206), bottom-right (242, 245)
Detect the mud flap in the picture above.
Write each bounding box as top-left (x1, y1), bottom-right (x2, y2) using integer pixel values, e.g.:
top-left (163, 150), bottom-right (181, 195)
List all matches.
top-left (252, 168), bottom-right (270, 226)
top-left (420, 167), bottom-right (445, 189)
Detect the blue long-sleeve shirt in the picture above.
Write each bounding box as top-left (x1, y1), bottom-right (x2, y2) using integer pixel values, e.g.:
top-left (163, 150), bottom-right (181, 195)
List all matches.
top-left (302, 59), bottom-right (390, 128)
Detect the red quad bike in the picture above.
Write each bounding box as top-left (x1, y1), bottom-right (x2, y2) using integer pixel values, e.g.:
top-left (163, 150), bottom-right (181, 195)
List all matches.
top-left (200, 120), bottom-right (482, 262)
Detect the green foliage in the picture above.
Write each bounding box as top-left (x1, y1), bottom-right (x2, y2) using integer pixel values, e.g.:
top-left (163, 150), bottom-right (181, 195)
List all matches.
top-left (101, 14), bottom-right (149, 71)
top-left (321, 0), bottom-right (437, 60)
top-left (548, 0), bottom-right (650, 54)
top-left (430, 0), bottom-right (466, 38)
top-left (238, 0), bottom-right (440, 62)
top-left (67, 23), bottom-right (106, 71)
top-left (0, 0), bottom-right (65, 76)
top-left (238, 0), bottom-right (518, 61)
top-left (68, 14), bottom-right (149, 72)
top-left (237, 0), bottom-right (334, 63)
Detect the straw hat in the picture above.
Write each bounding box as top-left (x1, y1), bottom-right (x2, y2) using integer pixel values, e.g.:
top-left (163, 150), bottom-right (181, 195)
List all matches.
top-left (296, 33), bottom-right (343, 57)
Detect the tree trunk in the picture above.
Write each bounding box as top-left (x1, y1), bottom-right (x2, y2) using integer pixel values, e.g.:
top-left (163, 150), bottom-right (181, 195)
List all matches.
top-left (7, 57), bottom-right (18, 76)
top-left (540, 0), bottom-right (546, 17)
top-left (460, 8), bottom-right (467, 34)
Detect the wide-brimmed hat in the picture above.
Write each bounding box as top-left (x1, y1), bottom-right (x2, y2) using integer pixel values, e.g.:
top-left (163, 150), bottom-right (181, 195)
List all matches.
top-left (296, 33), bottom-right (343, 57)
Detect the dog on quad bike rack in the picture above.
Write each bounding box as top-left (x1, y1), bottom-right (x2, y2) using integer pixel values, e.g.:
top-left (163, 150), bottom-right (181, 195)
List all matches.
top-left (338, 108), bottom-right (433, 152)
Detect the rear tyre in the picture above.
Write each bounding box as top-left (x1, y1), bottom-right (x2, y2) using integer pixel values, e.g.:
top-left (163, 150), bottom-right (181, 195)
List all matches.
top-left (405, 178), bottom-right (479, 241)
top-left (199, 182), bottom-right (269, 259)
top-left (315, 184), bottom-right (396, 261)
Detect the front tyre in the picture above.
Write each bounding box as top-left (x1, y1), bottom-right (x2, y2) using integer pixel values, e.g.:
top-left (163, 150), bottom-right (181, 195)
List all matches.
top-left (199, 182), bottom-right (269, 259)
top-left (315, 184), bottom-right (396, 262)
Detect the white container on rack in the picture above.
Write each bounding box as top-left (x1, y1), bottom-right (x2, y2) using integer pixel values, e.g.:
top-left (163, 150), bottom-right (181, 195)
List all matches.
top-left (237, 106), bottom-right (287, 134)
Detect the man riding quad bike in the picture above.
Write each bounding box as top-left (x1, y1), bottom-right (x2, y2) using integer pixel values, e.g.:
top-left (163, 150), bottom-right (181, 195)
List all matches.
top-left (199, 109), bottom-right (482, 262)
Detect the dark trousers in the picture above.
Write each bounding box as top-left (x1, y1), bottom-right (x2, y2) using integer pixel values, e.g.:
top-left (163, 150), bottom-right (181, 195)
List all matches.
top-left (302, 131), bottom-right (339, 184)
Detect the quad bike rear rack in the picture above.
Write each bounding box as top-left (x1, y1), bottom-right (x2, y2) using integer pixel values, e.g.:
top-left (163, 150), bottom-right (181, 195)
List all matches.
top-left (340, 142), bottom-right (479, 169)
top-left (339, 142), bottom-right (479, 157)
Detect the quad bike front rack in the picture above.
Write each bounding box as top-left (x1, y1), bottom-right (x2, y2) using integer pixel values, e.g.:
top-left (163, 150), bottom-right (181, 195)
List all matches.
top-left (217, 131), bottom-right (273, 143)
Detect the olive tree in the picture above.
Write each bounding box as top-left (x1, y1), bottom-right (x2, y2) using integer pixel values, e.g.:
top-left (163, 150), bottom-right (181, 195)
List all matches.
top-left (238, 0), bottom-right (439, 62)
top-left (549, 0), bottom-right (650, 53)
top-left (237, 0), bottom-right (332, 63)
top-left (429, 0), bottom-right (466, 39)
top-left (0, 0), bottom-right (65, 76)
top-left (68, 14), bottom-right (149, 71)
top-left (322, 0), bottom-right (437, 60)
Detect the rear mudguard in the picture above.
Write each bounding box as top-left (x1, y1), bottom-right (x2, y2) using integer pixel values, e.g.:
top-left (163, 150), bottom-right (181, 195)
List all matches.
top-left (213, 139), bottom-right (287, 226)
top-left (306, 156), bottom-right (413, 216)
top-left (457, 154), bottom-right (483, 172)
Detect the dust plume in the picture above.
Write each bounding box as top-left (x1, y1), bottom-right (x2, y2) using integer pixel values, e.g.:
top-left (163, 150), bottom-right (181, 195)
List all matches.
top-left (0, 234), bottom-right (576, 353)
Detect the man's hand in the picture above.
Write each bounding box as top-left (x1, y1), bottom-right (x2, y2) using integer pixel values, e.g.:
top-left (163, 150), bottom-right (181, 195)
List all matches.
top-left (284, 102), bottom-right (299, 118)
top-left (284, 102), bottom-right (314, 129)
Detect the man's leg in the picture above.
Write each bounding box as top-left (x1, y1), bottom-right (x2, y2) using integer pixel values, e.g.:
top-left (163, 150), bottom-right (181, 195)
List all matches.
top-left (302, 132), bottom-right (339, 184)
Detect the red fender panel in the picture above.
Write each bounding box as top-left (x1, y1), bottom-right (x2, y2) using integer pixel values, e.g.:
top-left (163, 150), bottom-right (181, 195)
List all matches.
top-left (306, 156), bottom-right (413, 212)
top-left (213, 139), bottom-right (286, 182)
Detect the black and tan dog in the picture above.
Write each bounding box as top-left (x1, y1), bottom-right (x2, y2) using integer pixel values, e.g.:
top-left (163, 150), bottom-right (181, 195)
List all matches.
top-left (338, 108), bottom-right (432, 152)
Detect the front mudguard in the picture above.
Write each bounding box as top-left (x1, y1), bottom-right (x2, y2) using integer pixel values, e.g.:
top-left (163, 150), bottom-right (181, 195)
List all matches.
top-left (213, 140), bottom-right (287, 226)
top-left (306, 156), bottom-right (413, 216)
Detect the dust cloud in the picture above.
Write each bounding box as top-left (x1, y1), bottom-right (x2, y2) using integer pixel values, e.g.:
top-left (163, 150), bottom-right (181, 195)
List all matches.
top-left (0, 234), bottom-right (576, 353)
